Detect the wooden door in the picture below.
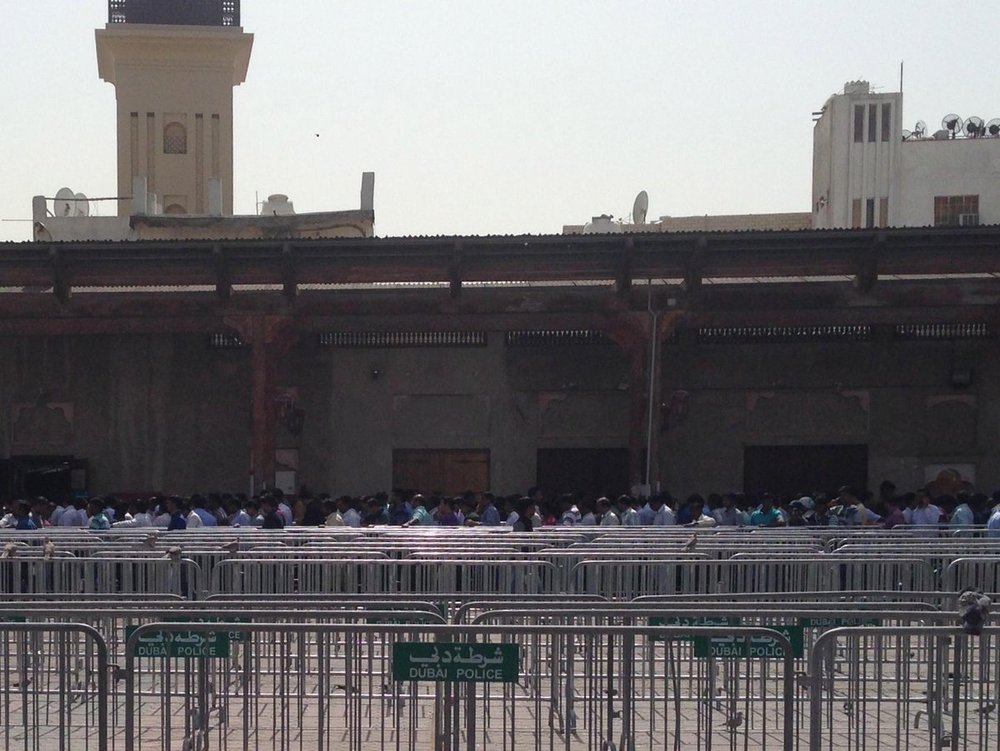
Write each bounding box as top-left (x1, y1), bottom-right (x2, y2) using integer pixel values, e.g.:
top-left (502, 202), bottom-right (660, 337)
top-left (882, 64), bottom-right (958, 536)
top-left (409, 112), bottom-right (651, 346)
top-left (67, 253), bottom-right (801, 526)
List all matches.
top-left (392, 450), bottom-right (490, 495)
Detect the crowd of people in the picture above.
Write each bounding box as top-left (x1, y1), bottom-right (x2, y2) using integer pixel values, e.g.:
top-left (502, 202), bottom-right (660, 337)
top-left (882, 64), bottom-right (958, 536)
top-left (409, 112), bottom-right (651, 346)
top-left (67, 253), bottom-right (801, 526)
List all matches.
top-left (2, 480), bottom-right (1000, 535)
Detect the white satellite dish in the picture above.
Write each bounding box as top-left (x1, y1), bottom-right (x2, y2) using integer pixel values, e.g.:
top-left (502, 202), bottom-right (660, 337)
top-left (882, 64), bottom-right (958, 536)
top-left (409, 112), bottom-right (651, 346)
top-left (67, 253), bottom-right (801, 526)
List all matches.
top-left (632, 190), bottom-right (649, 225)
top-left (74, 193), bottom-right (90, 217)
top-left (54, 187), bottom-right (76, 217)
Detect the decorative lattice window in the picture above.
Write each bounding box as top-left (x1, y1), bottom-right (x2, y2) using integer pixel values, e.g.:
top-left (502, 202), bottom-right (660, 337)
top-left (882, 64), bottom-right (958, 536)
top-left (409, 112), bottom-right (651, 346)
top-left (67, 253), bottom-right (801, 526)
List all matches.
top-left (319, 331), bottom-right (487, 348)
top-left (698, 325), bottom-right (872, 344)
top-left (164, 122), bottom-right (187, 154)
top-left (505, 330), bottom-right (613, 346)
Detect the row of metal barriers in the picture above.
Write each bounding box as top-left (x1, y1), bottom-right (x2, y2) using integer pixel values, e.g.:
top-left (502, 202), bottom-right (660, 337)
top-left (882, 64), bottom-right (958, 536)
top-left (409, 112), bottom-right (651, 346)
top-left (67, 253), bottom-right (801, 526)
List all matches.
top-left (3, 553), bottom-right (1000, 599)
top-left (0, 596), bottom-right (995, 751)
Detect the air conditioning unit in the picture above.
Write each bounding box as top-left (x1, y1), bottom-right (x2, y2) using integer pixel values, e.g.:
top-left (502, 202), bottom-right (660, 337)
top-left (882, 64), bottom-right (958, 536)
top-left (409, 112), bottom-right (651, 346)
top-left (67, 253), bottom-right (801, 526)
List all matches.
top-left (959, 213), bottom-right (980, 227)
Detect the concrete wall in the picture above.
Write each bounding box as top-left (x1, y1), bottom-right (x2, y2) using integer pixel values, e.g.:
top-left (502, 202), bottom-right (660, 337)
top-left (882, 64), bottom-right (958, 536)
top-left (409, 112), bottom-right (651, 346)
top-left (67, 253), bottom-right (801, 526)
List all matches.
top-left (2, 331), bottom-right (997, 498)
top-left (0, 335), bottom-right (249, 495)
top-left (660, 334), bottom-right (1000, 496)
top-left (293, 336), bottom-right (630, 496)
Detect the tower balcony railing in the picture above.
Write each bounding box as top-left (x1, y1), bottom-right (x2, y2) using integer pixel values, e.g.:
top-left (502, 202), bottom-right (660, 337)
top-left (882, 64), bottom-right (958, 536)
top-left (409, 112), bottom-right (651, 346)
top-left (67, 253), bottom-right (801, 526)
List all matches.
top-left (108, 0), bottom-right (240, 27)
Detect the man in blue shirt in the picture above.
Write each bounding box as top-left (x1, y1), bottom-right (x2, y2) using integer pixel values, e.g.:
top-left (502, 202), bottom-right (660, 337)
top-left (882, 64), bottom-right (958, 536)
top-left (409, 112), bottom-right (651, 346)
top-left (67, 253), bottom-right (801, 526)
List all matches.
top-left (987, 507), bottom-right (1000, 538)
top-left (477, 494), bottom-right (501, 526)
top-left (387, 489), bottom-right (412, 526)
top-left (166, 497), bottom-right (187, 531)
top-left (749, 495), bottom-right (784, 527)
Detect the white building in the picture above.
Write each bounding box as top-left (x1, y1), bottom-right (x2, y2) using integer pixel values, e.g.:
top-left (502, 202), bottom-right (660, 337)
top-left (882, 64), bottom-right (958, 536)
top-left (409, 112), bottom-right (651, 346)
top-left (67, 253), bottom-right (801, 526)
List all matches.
top-left (568, 79), bottom-right (1000, 234)
top-left (812, 80), bottom-right (1000, 229)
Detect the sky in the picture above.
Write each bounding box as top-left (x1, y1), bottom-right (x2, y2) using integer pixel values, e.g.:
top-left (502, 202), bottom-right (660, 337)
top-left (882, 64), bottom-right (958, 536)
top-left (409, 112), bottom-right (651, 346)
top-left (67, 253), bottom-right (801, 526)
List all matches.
top-left (2, 1), bottom-right (1000, 241)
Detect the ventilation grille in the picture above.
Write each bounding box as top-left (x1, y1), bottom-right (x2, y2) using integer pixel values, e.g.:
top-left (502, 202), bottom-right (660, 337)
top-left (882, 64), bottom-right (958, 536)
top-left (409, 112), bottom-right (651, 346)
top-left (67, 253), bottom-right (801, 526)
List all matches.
top-left (319, 332), bottom-right (487, 348)
top-left (698, 325), bottom-right (872, 344)
top-left (894, 323), bottom-right (992, 341)
top-left (505, 330), bottom-right (612, 346)
top-left (209, 333), bottom-right (247, 349)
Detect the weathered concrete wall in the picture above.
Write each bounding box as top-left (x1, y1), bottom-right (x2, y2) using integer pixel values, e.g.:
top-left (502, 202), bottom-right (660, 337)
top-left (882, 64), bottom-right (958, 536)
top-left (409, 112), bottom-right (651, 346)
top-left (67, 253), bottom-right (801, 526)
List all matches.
top-left (660, 335), bottom-right (1000, 496)
top-left (1, 331), bottom-right (997, 498)
top-left (298, 336), bottom-right (630, 496)
top-left (0, 335), bottom-right (250, 494)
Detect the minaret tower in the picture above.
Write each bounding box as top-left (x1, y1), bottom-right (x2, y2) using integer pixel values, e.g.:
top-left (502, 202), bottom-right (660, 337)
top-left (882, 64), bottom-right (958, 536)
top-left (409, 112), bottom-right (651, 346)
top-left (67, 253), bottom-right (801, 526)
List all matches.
top-left (96, 1), bottom-right (253, 216)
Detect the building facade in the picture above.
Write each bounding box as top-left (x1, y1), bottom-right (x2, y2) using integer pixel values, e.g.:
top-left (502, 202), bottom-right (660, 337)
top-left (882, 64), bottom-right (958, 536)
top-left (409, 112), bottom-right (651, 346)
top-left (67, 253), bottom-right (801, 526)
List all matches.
top-left (813, 80), bottom-right (1000, 229)
top-left (0, 229), bottom-right (997, 502)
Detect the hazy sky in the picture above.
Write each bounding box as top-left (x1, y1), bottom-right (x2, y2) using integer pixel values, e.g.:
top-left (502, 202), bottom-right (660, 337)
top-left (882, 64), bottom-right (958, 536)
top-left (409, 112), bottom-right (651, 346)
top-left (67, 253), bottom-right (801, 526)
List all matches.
top-left (2, 1), bottom-right (999, 241)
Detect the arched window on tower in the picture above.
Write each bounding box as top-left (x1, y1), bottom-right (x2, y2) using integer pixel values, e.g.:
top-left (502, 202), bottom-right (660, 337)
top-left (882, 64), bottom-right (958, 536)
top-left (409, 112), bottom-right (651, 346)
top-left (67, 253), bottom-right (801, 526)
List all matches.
top-left (163, 122), bottom-right (188, 154)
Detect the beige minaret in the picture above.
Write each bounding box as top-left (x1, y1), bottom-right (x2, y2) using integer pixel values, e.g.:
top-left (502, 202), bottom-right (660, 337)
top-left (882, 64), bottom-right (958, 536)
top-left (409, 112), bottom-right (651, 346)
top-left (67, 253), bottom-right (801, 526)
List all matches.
top-left (96, 2), bottom-right (253, 216)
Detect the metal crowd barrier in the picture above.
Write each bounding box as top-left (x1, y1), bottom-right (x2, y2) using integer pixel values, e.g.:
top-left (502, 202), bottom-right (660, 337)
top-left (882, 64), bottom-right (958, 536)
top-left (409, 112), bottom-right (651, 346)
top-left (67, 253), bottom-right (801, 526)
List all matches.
top-left (572, 557), bottom-right (937, 599)
top-left (0, 623), bottom-right (109, 751)
top-left (211, 558), bottom-right (557, 596)
top-left (0, 557), bottom-right (201, 598)
top-left (123, 622), bottom-right (796, 751)
top-left (809, 626), bottom-right (1000, 751)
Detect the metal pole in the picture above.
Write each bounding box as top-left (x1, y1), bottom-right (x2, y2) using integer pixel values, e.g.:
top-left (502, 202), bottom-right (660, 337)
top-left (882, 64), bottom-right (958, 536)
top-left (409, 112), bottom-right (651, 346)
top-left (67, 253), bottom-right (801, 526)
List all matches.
top-left (645, 281), bottom-right (658, 490)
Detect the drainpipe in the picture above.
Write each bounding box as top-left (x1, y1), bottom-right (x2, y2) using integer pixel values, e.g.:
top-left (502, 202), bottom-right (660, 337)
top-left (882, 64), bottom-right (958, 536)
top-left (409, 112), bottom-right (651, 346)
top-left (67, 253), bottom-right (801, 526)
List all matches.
top-left (645, 281), bottom-right (658, 492)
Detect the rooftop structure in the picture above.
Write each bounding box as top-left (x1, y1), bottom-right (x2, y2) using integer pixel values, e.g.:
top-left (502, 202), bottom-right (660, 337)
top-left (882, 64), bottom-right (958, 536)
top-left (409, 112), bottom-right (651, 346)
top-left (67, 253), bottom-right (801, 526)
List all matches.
top-left (812, 80), bottom-right (1000, 229)
top-left (108, 0), bottom-right (241, 27)
top-left (570, 80), bottom-right (1000, 234)
top-left (31, 0), bottom-right (374, 242)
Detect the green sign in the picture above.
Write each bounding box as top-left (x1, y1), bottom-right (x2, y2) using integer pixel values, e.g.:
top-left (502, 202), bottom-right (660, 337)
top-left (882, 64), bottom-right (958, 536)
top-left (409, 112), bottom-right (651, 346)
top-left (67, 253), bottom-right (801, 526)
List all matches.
top-left (393, 643), bottom-right (519, 683)
top-left (649, 616), bottom-right (739, 642)
top-left (214, 616), bottom-right (250, 642)
top-left (0, 615), bottom-right (27, 623)
top-left (126, 625), bottom-right (230, 658)
top-left (798, 617), bottom-right (881, 629)
top-left (693, 627), bottom-right (804, 659)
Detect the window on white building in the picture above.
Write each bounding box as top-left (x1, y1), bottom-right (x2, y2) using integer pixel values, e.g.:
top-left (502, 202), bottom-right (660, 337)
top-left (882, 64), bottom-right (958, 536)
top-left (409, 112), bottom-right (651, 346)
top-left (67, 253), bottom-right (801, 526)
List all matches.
top-left (881, 103), bottom-right (892, 142)
top-left (854, 106), bottom-right (864, 143)
top-left (934, 195), bottom-right (979, 227)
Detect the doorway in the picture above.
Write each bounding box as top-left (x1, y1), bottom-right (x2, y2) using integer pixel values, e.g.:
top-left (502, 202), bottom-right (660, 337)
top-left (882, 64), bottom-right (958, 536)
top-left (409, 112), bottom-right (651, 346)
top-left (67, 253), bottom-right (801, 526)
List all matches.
top-left (392, 450), bottom-right (490, 495)
top-left (0, 456), bottom-right (84, 504)
top-left (743, 444), bottom-right (868, 499)
top-left (536, 448), bottom-right (630, 499)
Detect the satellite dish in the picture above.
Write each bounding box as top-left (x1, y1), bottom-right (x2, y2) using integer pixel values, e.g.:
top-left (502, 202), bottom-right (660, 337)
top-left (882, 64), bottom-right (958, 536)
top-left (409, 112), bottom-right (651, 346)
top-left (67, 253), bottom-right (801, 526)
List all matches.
top-left (74, 193), bottom-right (90, 217)
top-left (901, 129), bottom-right (912, 141)
top-left (965, 116), bottom-right (985, 138)
top-left (986, 118), bottom-right (1000, 137)
top-left (54, 187), bottom-right (76, 217)
top-left (913, 121), bottom-right (927, 138)
top-left (632, 191), bottom-right (649, 225)
top-left (942, 114), bottom-right (964, 138)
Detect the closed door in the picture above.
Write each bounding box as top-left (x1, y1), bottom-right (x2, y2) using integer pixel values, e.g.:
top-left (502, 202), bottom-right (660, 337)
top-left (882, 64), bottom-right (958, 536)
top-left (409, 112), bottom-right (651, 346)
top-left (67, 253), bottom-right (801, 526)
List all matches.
top-left (743, 444), bottom-right (868, 499)
top-left (536, 448), bottom-right (630, 499)
top-left (392, 450), bottom-right (490, 495)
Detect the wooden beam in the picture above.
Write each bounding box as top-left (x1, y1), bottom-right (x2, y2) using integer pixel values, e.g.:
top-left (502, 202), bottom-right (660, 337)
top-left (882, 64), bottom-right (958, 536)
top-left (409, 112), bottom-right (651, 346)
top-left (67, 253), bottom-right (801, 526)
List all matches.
top-left (213, 243), bottom-right (231, 301)
top-left (49, 247), bottom-right (70, 303)
top-left (282, 242), bottom-right (297, 302)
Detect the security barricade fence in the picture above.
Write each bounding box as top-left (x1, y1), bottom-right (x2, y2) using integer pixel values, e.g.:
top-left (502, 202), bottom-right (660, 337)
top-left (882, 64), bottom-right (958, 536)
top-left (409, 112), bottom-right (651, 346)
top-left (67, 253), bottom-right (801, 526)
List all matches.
top-left (571, 557), bottom-right (938, 599)
top-left (809, 627), bottom-right (1000, 751)
top-left (122, 622), bottom-right (797, 751)
top-left (4, 604), bottom-right (1000, 750)
top-left (0, 557), bottom-right (202, 598)
top-left (210, 558), bottom-right (559, 597)
top-left (0, 623), bottom-right (109, 751)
